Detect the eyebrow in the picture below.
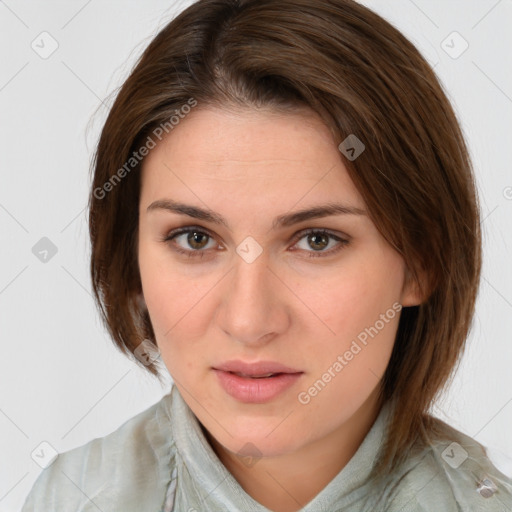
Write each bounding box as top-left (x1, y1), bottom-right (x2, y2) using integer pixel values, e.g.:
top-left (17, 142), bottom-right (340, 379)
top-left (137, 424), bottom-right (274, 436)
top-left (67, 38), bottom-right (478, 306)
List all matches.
top-left (146, 199), bottom-right (366, 230)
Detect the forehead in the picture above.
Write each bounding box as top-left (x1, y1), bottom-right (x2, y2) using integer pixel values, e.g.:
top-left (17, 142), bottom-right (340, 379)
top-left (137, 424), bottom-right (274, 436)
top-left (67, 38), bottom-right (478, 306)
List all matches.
top-left (139, 106), bottom-right (364, 208)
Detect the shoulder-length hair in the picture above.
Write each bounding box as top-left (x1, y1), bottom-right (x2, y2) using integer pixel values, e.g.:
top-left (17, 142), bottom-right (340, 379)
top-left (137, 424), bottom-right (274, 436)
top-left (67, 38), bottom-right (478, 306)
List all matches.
top-left (88, 0), bottom-right (481, 477)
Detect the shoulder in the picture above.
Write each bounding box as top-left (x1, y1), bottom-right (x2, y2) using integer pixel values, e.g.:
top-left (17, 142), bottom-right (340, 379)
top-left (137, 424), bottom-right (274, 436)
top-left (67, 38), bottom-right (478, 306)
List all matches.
top-left (385, 417), bottom-right (512, 511)
top-left (21, 391), bottom-right (177, 512)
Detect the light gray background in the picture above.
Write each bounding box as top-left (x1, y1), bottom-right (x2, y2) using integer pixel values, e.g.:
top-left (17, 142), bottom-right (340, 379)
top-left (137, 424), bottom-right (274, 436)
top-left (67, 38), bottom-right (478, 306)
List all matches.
top-left (1, 1), bottom-right (511, 510)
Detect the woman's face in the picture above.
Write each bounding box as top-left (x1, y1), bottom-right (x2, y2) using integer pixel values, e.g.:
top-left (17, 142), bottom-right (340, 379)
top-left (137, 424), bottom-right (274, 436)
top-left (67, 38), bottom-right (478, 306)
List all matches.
top-left (138, 106), bottom-right (419, 458)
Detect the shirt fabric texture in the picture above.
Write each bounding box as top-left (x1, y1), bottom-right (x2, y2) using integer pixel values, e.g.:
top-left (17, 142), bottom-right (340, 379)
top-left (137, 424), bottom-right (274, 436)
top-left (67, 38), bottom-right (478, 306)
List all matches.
top-left (21, 384), bottom-right (512, 511)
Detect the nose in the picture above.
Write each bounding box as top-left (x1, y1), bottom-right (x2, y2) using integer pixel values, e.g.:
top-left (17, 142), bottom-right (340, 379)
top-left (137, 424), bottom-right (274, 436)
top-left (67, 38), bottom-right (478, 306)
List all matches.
top-left (216, 251), bottom-right (290, 347)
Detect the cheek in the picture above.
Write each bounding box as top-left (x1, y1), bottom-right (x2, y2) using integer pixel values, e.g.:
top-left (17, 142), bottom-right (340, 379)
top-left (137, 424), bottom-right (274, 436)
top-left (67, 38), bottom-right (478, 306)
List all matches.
top-left (293, 250), bottom-right (404, 404)
top-left (142, 280), bottom-right (202, 378)
top-left (138, 249), bottom-right (217, 374)
top-left (305, 252), bottom-right (404, 340)
top-left (139, 240), bottom-right (193, 328)
top-left (142, 275), bottom-right (207, 342)
top-left (297, 303), bottom-right (400, 425)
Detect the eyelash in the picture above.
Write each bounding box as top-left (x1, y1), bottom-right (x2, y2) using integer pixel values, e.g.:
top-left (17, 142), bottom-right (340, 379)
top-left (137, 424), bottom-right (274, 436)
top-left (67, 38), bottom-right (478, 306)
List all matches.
top-left (161, 226), bottom-right (349, 259)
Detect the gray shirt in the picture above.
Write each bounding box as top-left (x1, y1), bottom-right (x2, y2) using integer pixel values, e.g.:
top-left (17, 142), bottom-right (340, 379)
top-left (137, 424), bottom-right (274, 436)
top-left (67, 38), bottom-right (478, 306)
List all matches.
top-left (21, 385), bottom-right (512, 511)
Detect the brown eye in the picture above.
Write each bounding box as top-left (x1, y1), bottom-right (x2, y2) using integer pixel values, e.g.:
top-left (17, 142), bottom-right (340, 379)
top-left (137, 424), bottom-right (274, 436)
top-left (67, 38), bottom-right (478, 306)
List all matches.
top-left (292, 229), bottom-right (349, 258)
top-left (164, 227), bottom-right (218, 256)
top-left (307, 232), bottom-right (330, 251)
top-left (186, 231), bottom-right (210, 250)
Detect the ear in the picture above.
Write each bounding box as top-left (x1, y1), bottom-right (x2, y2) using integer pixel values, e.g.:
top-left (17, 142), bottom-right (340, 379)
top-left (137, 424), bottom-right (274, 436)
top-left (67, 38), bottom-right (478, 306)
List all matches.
top-left (400, 265), bottom-right (429, 307)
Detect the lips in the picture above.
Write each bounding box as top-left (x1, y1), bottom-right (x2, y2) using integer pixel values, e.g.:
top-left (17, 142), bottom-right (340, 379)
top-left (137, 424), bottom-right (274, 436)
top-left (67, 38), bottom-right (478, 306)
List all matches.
top-left (212, 360), bottom-right (303, 403)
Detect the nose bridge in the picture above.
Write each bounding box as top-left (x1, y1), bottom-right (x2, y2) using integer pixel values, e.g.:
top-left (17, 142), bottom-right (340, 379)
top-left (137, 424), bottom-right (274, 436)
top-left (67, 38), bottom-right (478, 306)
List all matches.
top-left (230, 248), bottom-right (273, 313)
top-left (230, 233), bottom-right (271, 298)
top-left (218, 246), bottom-right (288, 345)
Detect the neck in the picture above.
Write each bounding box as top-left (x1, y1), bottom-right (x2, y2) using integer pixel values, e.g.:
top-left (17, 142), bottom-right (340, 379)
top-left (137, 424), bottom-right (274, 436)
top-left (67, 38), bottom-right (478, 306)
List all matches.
top-left (204, 389), bottom-right (383, 512)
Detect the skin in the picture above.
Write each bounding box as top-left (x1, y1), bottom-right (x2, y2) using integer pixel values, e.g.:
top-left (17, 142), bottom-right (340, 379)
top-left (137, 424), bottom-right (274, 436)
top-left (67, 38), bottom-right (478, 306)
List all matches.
top-left (137, 106), bottom-right (422, 511)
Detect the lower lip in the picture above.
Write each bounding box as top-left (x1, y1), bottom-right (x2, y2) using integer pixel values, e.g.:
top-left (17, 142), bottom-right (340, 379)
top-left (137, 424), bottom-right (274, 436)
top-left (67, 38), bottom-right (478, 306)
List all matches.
top-left (213, 370), bottom-right (303, 403)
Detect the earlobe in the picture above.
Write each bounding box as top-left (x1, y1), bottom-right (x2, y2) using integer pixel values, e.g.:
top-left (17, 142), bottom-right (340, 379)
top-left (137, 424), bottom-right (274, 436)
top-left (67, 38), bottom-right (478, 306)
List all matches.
top-left (400, 265), bottom-right (428, 307)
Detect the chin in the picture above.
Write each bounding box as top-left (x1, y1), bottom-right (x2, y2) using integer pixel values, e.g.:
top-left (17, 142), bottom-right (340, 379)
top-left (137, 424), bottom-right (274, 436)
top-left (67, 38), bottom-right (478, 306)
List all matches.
top-left (206, 417), bottom-right (309, 459)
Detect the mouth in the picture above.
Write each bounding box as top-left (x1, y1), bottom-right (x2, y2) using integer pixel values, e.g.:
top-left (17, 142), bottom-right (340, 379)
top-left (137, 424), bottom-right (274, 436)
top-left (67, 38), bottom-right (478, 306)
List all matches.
top-left (213, 360), bottom-right (302, 376)
top-left (212, 360), bottom-right (303, 403)
top-left (226, 371), bottom-right (284, 379)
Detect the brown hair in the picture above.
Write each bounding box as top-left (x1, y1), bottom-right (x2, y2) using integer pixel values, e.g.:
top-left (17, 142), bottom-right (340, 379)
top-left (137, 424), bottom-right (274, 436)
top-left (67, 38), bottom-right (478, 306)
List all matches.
top-left (88, 0), bottom-right (481, 478)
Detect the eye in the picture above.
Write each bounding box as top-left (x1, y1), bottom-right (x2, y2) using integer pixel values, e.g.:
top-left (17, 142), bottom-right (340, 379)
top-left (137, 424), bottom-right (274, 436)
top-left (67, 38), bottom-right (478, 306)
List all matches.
top-left (163, 226), bottom-right (220, 258)
top-left (291, 229), bottom-right (349, 258)
top-left (162, 226), bottom-right (349, 259)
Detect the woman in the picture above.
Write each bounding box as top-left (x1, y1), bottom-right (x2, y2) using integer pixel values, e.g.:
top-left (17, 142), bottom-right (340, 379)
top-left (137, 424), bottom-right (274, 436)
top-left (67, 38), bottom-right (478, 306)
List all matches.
top-left (22, 0), bottom-right (512, 510)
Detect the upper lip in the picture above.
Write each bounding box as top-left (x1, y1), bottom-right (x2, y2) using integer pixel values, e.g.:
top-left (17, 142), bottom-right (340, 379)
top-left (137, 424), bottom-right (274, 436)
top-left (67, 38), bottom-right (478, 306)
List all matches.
top-left (213, 360), bottom-right (303, 377)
